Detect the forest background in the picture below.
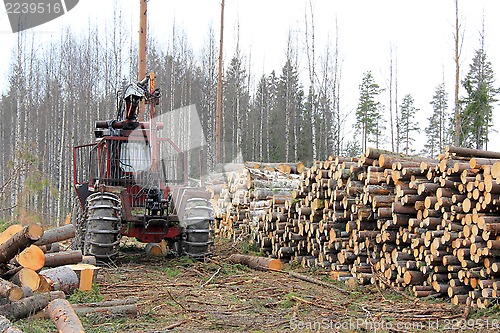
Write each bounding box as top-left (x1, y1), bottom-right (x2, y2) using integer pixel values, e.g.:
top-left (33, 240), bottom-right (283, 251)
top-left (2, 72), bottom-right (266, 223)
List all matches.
top-left (0, 0), bottom-right (499, 225)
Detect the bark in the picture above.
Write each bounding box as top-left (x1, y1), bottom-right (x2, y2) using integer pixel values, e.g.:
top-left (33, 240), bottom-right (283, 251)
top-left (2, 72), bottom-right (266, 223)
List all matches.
top-left (44, 250), bottom-right (83, 267)
top-left (0, 224), bottom-right (44, 264)
top-left (447, 146), bottom-right (500, 159)
top-left (46, 299), bottom-right (85, 333)
top-left (0, 292), bottom-right (64, 320)
top-left (73, 304), bottom-right (137, 317)
top-left (228, 254), bottom-right (282, 271)
top-left (39, 266), bottom-right (79, 294)
top-left (34, 224), bottom-right (76, 247)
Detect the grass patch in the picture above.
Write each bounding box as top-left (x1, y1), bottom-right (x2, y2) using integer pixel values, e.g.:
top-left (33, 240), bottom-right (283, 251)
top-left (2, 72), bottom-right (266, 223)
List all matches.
top-left (17, 318), bottom-right (54, 333)
top-left (239, 241), bottom-right (261, 255)
top-left (281, 292), bottom-right (297, 308)
top-left (68, 283), bottom-right (104, 304)
top-left (162, 266), bottom-right (181, 278)
top-left (470, 304), bottom-right (500, 319)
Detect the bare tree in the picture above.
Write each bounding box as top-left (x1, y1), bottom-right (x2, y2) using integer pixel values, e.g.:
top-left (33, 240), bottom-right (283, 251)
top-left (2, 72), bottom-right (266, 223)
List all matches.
top-left (304, 0), bottom-right (318, 160)
top-left (453, 0), bottom-right (464, 146)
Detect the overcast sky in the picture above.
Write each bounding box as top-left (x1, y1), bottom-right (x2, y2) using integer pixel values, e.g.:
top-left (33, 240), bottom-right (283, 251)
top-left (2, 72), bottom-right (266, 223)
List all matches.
top-left (0, 0), bottom-right (499, 152)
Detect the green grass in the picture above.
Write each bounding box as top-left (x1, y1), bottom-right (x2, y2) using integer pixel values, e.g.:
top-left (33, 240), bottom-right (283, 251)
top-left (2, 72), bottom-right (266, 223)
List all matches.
top-left (239, 241), bottom-right (261, 255)
top-left (281, 292), bottom-right (297, 308)
top-left (162, 266), bottom-right (181, 277)
top-left (469, 304), bottom-right (500, 319)
top-left (68, 284), bottom-right (104, 304)
top-left (16, 318), bottom-right (54, 333)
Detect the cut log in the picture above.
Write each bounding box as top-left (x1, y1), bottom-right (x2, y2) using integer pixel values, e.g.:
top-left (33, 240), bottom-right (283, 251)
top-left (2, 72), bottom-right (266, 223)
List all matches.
top-left (228, 254), bottom-right (282, 270)
top-left (0, 225), bottom-right (23, 245)
top-left (15, 245), bottom-right (45, 270)
top-left (44, 250), bottom-right (83, 267)
top-left (39, 266), bottom-right (79, 294)
top-left (66, 264), bottom-right (99, 292)
top-left (447, 146), bottom-right (500, 159)
top-left (0, 224), bottom-right (44, 264)
top-left (0, 315), bottom-right (23, 333)
top-left (46, 299), bottom-right (84, 333)
top-left (144, 243), bottom-right (165, 256)
top-left (34, 224), bottom-right (76, 247)
top-left (0, 278), bottom-right (23, 301)
top-left (10, 268), bottom-right (40, 291)
top-left (0, 291), bottom-right (65, 320)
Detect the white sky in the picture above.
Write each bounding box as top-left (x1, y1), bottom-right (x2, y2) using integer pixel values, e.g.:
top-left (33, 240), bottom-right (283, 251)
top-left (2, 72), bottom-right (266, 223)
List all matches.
top-left (0, 0), bottom-right (499, 152)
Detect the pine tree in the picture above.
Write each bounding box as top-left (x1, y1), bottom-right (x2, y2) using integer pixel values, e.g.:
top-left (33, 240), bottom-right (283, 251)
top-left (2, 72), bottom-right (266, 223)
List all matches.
top-left (277, 60), bottom-right (303, 162)
top-left (423, 83), bottom-right (449, 157)
top-left (460, 47), bottom-right (499, 149)
top-left (223, 54), bottom-right (249, 163)
top-left (355, 71), bottom-right (383, 152)
top-left (398, 94), bottom-right (420, 155)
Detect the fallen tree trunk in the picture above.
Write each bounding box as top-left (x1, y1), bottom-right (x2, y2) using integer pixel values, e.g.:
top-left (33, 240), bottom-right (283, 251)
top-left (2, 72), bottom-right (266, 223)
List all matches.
top-left (0, 225), bottom-right (44, 264)
top-left (0, 291), bottom-right (65, 320)
top-left (34, 224), bottom-right (76, 247)
top-left (45, 299), bottom-right (84, 333)
top-left (228, 254), bottom-right (282, 270)
top-left (0, 278), bottom-right (23, 301)
top-left (73, 303), bottom-right (137, 317)
top-left (73, 297), bottom-right (138, 308)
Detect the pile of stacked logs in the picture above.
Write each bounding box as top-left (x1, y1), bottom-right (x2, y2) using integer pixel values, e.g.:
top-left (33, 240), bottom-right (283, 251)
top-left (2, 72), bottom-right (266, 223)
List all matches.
top-left (210, 147), bottom-right (500, 308)
top-left (0, 223), bottom-right (136, 331)
top-left (208, 162), bottom-right (302, 242)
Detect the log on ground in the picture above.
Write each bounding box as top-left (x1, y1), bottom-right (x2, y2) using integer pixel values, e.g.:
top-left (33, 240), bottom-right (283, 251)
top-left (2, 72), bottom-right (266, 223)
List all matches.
top-left (0, 291), bottom-right (65, 320)
top-left (228, 254), bottom-right (282, 270)
top-left (46, 299), bottom-right (84, 333)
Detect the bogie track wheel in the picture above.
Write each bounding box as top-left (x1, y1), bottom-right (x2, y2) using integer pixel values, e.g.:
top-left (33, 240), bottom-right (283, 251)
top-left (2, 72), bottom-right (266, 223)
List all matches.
top-left (182, 198), bottom-right (214, 259)
top-left (84, 193), bottom-right (122, 259)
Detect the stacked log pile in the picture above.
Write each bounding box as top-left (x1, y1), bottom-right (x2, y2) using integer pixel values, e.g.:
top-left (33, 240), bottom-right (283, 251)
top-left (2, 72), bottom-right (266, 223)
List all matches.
top-left (208, 163), bottom-right (302, 242)
top-left (210, 147), bottom-right (500, 307)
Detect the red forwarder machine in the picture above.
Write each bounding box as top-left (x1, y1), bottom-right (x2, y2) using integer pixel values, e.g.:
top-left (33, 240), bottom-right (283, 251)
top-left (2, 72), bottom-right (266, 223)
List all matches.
top-left (71, 73), bottom-right (214, 260)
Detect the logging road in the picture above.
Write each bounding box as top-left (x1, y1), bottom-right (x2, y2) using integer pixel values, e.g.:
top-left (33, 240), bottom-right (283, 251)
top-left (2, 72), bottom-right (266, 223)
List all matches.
top-left (77, 238), bottom-right (498, 333)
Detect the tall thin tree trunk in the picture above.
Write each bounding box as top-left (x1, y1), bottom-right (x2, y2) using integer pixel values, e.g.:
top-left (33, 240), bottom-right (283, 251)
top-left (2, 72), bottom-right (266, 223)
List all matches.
top-left (453, 0), bottom-right (461, 146)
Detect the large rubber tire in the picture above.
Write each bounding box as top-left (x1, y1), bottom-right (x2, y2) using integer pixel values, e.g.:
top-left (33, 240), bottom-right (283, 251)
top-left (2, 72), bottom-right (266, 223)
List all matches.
top-left (84, 193), bottom-right (122, 259)
top-left (182, 198), bottom-right (214, 259)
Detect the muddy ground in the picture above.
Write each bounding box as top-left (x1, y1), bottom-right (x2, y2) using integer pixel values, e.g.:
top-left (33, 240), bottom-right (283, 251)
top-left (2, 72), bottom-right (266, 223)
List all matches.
top-left (18, 238), bottom-right (500, 332)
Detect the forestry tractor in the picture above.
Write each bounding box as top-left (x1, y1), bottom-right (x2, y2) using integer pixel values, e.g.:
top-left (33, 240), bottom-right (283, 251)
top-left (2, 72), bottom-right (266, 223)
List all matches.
top-left (70, 73), bottom-right (214, 260)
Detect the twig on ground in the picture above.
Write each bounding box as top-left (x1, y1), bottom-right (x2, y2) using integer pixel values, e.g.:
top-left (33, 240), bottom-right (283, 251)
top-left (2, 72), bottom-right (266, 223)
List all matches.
top-left (166, 289), bottom-right (187, 311)
top-left (164, 319), bottom-right (189, 330)
top-left (201, 266), bottom-right (221, 287)
top-left (287, 271), bottom-right (350, 295)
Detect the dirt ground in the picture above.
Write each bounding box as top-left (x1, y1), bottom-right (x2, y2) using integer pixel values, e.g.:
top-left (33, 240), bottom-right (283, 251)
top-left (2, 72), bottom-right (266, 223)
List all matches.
top-left (18, 238), bottom-right (500, 333)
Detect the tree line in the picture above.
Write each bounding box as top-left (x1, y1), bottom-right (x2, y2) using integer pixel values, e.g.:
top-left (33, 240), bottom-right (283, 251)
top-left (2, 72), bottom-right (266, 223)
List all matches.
top-left (0, 2), bottom-right (498, 225)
